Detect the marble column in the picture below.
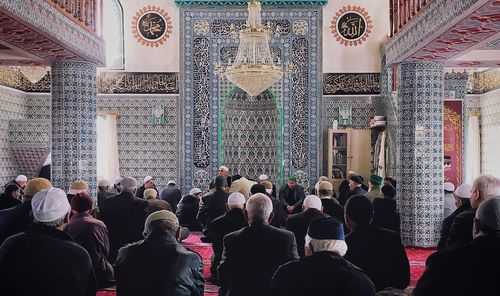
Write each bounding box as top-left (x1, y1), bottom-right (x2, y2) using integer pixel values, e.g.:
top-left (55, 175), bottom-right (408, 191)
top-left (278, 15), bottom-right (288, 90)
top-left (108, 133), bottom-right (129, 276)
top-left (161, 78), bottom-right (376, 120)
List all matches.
top-left (397, 61), bottom-right (444, 247)
top-left (51, 61), bottom-right (97, 197)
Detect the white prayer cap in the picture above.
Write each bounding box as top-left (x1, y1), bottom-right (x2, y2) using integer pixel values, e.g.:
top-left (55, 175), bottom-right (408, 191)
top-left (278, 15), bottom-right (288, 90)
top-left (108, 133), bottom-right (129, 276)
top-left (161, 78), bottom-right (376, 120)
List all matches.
top-left (113, 176), bottom-right (123, 185)
top-left (218, 166), bottom-right (229, 172)
top-left (476, 196), bottom-right (500, 232)
top-left (143, 176), bottom-right (154, 184)
top-left (303, 195), bottom-right (322, 210)
top-left (259, 174), bottom-right (268, 181)
top-left (98, 179), bottom-right (110, 187)
top-left (189, 188), bottom-right (202, 195)
top-left (31, 187), bottom-right (71, 222)
top-left (455, 184), bottom-right (472, 199)
top-left (15, 175), bottom-right (28, 182)
top-left (444, 182), bottom-right (455, 192)
top-left (167, 180), bottom-right (176, 186)
top-left (227, 192), bottom-right (246, 205)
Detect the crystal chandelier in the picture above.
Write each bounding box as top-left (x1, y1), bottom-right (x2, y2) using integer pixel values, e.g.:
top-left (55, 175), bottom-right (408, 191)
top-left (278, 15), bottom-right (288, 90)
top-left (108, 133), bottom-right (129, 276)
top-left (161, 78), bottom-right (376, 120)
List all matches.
top-left (216, 0), bottom-right (289, 97)
top-left (18, 66), bottom-right (50, 84)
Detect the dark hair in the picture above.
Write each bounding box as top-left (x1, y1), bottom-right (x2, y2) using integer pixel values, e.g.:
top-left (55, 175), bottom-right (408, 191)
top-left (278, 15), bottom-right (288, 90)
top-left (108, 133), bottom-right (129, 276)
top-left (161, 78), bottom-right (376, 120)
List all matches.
top-left (3, 184), bottom-right (19, 197)
top-left (232, 174), bottom-right (242, 182)
top-left (98, 186), bottom-right (107, 192)
top-left (209, 181), bottom-right (216, 190)
top-left (251, 184), bottom-right (267, 195)
top-left (345, 195), bottom-right (373, 226)
top-left (381, 185), bottom-right (396, 199)
top-left (318, 189), bottom-right (330, 196)
top-left (384, 177), bottom-right (397, 188)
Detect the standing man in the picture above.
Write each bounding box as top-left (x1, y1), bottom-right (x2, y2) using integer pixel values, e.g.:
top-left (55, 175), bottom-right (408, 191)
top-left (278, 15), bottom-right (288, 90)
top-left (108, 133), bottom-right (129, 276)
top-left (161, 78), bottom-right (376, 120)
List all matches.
top-left (279, 175), bottom-right (306, 214)
top-left (338, 171), bottom-right (356, 206)
top-left (160, 180), bottom-right (182, 213)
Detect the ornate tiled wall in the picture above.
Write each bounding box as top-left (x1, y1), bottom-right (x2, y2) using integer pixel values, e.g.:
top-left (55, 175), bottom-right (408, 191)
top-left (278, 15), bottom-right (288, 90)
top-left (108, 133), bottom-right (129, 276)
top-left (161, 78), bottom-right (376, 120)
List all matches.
top-left (480, 89), bottom-right (500, 177)
top-left (51, 61), bottom-right (97, 196)
top-left (97, 95), bottom-right (181, 189)
top-left (398, 61), bottom-right (444, 247)
top-left (0, 87), bottom-right (26, 186)
top-left (180, 5), bottom-right (322, 193)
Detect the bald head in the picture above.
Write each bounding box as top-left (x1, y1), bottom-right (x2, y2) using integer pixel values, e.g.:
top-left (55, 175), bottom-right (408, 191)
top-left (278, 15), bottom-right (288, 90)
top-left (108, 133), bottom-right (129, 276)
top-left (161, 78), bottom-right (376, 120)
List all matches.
top-left (246, 193), bottom-right (273, 224)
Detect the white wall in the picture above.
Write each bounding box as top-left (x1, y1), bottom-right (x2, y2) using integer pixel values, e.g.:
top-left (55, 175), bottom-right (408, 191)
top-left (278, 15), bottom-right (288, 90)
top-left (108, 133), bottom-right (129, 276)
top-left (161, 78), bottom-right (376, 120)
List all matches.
top-left (120, 0), bottom-right (180, 72)
top-left (480, 88), bottom-right (500, 177)
top-left (322, 0), bottom-right (389, 73)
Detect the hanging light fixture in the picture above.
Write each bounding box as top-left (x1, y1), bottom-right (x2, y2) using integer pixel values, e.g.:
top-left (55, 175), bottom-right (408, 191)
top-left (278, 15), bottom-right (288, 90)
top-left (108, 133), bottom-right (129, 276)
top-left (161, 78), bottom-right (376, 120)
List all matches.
top-left (216, 0), bottom-right (291, 97)
top-left (18, 66), bottom-right (50, 84)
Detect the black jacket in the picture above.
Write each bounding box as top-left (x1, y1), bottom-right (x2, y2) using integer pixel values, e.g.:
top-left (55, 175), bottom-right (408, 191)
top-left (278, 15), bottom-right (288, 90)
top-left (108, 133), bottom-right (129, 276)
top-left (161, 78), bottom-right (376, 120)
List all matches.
top-left (320, 197), bottom-right (344, 222)
top-left (278, 185), bottom-right (306, 212)
top-left (286, 208), bottom-right (329, 257)
top-left (218, 222), bottom-right (299, 296)
top-left (201, 208), bottom-right (248, 277)
top-left (437, 201), bottom-right (471, 249)
top-left (135, 185), bottom-right (158, 199)
top-left (271, 251), bottom-right (376, 296)
top-left (197, 188), bottom-right (229, 229)
top-left (0, 201), bottom-right (32, 246)
top-left (160, 186), bottom-right (182, 213)
top-left (116, 232), bottom-right (204, 296)
top-left (446, 208), bottom-right (476, 248)
top-left (97, 191), bottom-right (114, 209)
top-left (339, 186), bottom-right (367, 206)
top-left (372, 198), bottom-right (400, 233)
top-left (338, 180), bottom-right (350, 205)
top-left (413, 236), bottom-right (500, 296)
top-left (176, 194), bottom-right (202, 231)
top-left (99, 191), bottom-right (149, 262)
top-left (344, 225), bottom-right (410, 291)
top-left (0, 194), bottom-right (21, 210)
top-left (270, 197), bottom-right (288, 228)
top-left (0, 224), bottom-right (97, 296)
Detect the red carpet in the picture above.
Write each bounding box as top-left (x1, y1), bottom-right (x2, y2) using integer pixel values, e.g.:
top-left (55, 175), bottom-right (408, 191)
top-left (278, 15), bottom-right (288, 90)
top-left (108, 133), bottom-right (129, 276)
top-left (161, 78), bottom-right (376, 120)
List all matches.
top-left (97, 233), bottom-right (435, 295)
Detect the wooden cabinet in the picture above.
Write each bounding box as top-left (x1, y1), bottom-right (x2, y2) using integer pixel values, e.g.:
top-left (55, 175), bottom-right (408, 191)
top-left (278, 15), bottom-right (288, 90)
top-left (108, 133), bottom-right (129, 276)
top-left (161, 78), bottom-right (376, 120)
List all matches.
top-left (327, 128), bottom-right (371, 190)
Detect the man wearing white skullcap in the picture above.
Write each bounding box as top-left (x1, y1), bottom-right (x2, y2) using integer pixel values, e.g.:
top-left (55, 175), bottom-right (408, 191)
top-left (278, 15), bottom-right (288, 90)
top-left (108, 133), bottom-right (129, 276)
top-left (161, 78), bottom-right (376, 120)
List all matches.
top-left (136, 175), bottom-right (158, 199)
top-left (414, 196), bottom-right (500, 296)
top-left (116, 210), bottom-right (204, 296)
top-left (113, 176), bottom-right (123, 193)
top-left (443, 182), bottom-right (457, 219)
top-left (176, 188), bottom-right (203, 231)
top-left (201, 192), bottom-right (248, 284)
top-left (97, 179), bottom-right (113, 208)
top-left (286, 195), bottom-right (328, 257)
top-left (437, 183), bottom-right (472, 249)
top-left (0, 187), bottom-right (97, 295)
top-left (218, 165), bottom-right (233, 187)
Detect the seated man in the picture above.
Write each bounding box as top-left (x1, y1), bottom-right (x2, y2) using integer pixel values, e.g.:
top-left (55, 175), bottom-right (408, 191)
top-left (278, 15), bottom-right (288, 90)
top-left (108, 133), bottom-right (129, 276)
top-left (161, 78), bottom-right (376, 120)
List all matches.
top-left (286, 195), bottom-right (328, 257)
top-left (176, 188), bottom-right (203, 231)
top-left (413, 196), bottom-right (500, 296)
top-left (252, 182), bottom-right (287, 228)
top-left (317, 181), bottom-right (344, 223)
top-left (340, 175), bottom-right (367, 206)
top-left (279, 175), bottom-right (306, 214)
top-left (116, 210), bottom-right (204, 296)
top-left (437, 183), bottom-right (471, 249)
top-left (97, 179), bottom-right (113, 208)
top-left (66, 192), bottom-right (114, 288)
top-left (197, 176), bottom-right (230, 229)
top-left (344, 195), bottom-right (410, 291)
top-left (218, 193), bottom-right (299, 296)
top-left (272, 217), bottom-right (375, 296)
top-left (160, 180), bottom-right (182, 213)
top-left (0, 187), bottom-right (97, 295)
top-left (201, 192), bottom-right (248, 284)
top-left (372, 184), bottom-right (400, 233)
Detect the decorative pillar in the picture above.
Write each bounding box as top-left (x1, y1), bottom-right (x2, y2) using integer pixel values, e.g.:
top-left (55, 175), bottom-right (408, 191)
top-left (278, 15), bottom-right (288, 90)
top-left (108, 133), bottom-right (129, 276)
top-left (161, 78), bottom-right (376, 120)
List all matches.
top-left (51, 61), bottom-right (97, 196)
top-left (397, 61), bottom-right (444, 247)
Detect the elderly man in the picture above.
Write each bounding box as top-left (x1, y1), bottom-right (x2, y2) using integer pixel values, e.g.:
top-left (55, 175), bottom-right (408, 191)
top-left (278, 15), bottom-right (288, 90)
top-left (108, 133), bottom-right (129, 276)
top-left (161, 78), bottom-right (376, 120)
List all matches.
top-left (272, 217), bottom-right (376, 296)
top-left (116, 210), bottom-right (204, 296)
top-left (446, 174), bottom-right (500, 248)
top-left (338, 171), bottom-right (356, 205)
top-left (67, 180), bottom-right (89, 204)
top-left (229, 176), bottom-right (257, 200)
top-left (176, 188), bottom-right (203, 231)
top-left (99, 177), bottom-right (149, 262)
top-left (437, 183), bottom-right (471, 249)
top-left (97, 179), bottom-right (113, 208)
top-left (443, 182), bottom-right (457, 218)
top-left (112, 176), bottom-right (123, 193)
top-left (344, 195), bottom-right (410, 291)
top-left (366, 174), bottom-right (383, 201)
top-left (218, 193), bottom-right (299, 296)
top-left (287, 195), bottom-right (329, 257)
top-left (159, 180), bottom-right (182, 212)
top-left (279, 175), bottom-right (306, 214)
top-left (339, 175), bottom-right (367, 206)
top-left (201, 192), bottom-right (248, 284)
top-left (197, 176), bottom-right (230, 229)
top-left (5, 174), bottom-right (27, 191)
top-left (414, 196), bottom-right (500, 296)
top-left (0, 187), bottom-right (97, 295)
top-left (317, 181), bottom-right (344, 223)
top-left (0, 178), bottom-right (52, 245)
top-left (253, 182), bottom-right (287, 228)
top-left (66, 192), bottom-right (114, 288)
top-left (218, 165), bottom-right (233, 187)
top-left (372, 184), bottom-right (400, 233)
top-left (259, 174), bottom-right (277, 197)
top-left (136, 175), bottom-right (158, 199)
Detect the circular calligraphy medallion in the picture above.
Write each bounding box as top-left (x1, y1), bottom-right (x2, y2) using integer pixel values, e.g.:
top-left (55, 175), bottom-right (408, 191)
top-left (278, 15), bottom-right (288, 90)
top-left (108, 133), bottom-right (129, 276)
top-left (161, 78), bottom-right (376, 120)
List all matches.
top-left (132, 6), bottom-right (173, 47)
top-left (330, 6), bottom-right (373, 46)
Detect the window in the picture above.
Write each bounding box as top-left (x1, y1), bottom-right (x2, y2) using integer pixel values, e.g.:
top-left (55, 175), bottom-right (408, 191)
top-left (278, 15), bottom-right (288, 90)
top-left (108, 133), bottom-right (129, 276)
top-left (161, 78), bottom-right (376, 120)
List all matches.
top-left (96, 113), bottom-right (120, 182)
top-left (103, 0), bottom-right (124, 69)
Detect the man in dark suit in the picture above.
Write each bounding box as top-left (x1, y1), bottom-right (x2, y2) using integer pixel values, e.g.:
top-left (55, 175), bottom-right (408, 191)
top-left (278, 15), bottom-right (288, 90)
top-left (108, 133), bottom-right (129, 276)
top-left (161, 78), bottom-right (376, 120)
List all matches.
top-left (372, 184), bottom-right (400, 233)
top-left (339, 175), bottom-right (367, 206)
top-left (272, 217), bottom-right (375, 296)
top-left (286, 195), bottom-right (328, 257)
top-left (160, 180), bottom-right (182, 213)
top-left (218, 193), bottom-right (299, 296)
top-left (446, 174), bottom-right (500, 248)
top-left (338, 171), bottom-right (355, 206)
top-left (201, 192), bottom-right (248, 284)
top-left (252, 182), bottom-right (287, 228)
top-left (413, 196), bottom-right (500, 296)
top-left (344, 195), bottom-right (410, 292)
top-left (317, 181), bottom-right (344, 223)
top-left (197, 176), bottom-right (230, 229)
top-left (99, 177), bottom-right (149, 262)
top-left (437, 183), bottom-right (471, 249)
top-left (279, 175), bottom-right (306, 214)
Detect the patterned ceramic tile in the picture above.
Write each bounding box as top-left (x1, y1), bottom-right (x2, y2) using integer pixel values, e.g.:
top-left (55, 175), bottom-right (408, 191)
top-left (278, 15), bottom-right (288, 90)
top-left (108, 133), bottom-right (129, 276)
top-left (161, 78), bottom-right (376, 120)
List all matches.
top-left (479, 89), bottom-right (500, 177)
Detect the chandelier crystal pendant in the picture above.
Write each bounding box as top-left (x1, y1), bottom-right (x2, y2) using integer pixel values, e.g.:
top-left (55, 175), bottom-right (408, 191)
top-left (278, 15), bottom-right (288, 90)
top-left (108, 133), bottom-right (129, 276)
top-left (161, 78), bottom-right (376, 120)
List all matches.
top-left (216, 0), bottom-right (289, 97)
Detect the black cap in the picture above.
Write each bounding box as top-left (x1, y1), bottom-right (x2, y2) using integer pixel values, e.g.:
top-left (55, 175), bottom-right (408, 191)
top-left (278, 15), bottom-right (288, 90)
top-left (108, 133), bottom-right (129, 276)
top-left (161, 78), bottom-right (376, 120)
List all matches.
top-left (307, 217), bottom-right (345, 240)
top-left (349, 175), bottom-right (363, 185)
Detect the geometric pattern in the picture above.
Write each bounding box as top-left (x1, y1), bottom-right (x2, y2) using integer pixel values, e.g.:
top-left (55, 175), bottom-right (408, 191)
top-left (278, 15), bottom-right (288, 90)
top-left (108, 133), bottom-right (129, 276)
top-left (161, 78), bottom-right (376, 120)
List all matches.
top-left (397, 61), bottom-right (444, 247)
top-left (479, 89), bottom-right (500, 177)
top-left (51, 61), bottom-right (97, 197)
top-left (97, 95), bottom-right (181, 190)
top-left (0, 0), bottom-right (105, 65)
top-left (180, 5), bottom-right (322, 193)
